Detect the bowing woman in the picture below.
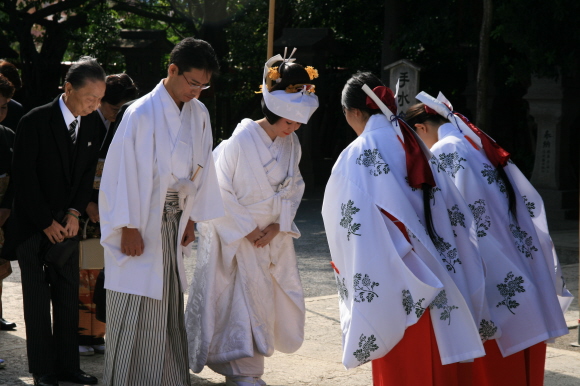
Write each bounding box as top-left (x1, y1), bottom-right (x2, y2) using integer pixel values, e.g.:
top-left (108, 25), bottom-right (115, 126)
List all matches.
top-left (185, 49), bottom-right (319, 386)
top-left (405, 93), bottom-right (571, 386)
top-left (322, 72), bottom-right (496, 386)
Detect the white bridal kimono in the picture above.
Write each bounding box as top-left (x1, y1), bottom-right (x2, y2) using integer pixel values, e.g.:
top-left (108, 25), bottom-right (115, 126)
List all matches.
top-left (186, 119), bottom-right (306, 373)
top-left (100, 80), bottom-right (224, 300)
top-left (322, 114), bottom-right (492, 369)
top-left (430, 122), bottom-right (571, 356)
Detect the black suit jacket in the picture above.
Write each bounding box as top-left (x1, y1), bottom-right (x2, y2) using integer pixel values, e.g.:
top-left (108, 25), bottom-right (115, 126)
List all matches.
top-left (11, 96), bottom-right (101, 246)
top-left (0, 124), bottom-right (15, 209)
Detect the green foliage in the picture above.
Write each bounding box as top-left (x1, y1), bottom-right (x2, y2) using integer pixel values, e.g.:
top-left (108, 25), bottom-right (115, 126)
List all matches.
top-left (67, 7), bottom-right (123, 73)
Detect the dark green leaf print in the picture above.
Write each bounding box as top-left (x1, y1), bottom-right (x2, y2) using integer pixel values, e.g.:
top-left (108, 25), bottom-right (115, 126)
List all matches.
top-left (353, 333), bottom-right (379, 365)
top-left (430, 156), bottom-right (446, 173)
top-left (340, 200), bottom-right (362, 240)
top-left (479, 319), bottom-right (498, 341)
top-left (353, 273), bottom-right (379, 303)
top-left (336, 276), bottom-right (348, 302)
top-left (496, 271), bottom-right (526, 315)
top-left (428, 186), bottom-right (442, 203)
top-left (433, 235), bottom-right (461, 273)
top-left (468, 199), bottom-right (491, 238)
top-left (448, 204), bottom-right (466, 230)
top-left (429, 290), bottom-right (458, 325)
top-left (438, 152), bottom-right (467, 178)
top-left (356, 149), bottom-right (390, 176)
top-left (402, 289), bottom-right (426, 318)
top-left (522, 195), bottom-right (536, 218)
top-left (509, 224), bottom-right (539, 259)
top-left (481, 163), bottom-right (507, 196)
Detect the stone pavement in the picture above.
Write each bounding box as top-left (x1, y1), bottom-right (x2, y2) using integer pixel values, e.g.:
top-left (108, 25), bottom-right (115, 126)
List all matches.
top-left (0, 191), bottom-right (578, 385)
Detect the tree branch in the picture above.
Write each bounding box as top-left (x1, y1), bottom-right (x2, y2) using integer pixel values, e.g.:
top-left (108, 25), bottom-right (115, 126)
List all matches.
top-left (111, 1), bottom-right (191, 25)
top-left (23, 0), bottom-right (98, 23)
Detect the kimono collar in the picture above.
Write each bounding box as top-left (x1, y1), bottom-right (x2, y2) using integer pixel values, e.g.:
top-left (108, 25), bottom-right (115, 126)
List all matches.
top-left (158, 80), bottom-right (185, 118)
top-left (437, 122), bottom-right (457, 141)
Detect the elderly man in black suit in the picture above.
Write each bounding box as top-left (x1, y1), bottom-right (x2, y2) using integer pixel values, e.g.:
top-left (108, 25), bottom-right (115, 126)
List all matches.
top-left (11, 57), bottom-right (105, 386)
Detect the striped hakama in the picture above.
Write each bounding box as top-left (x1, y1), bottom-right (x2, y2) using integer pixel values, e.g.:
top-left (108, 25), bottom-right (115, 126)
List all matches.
top-left (103, 192), bottom-right (191, 386)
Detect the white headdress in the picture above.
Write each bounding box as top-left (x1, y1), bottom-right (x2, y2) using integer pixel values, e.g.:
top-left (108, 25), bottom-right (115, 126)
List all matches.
top-left (261, 48), bottom-right (319, 124)
top-left (415, 91), bottom-right (483, 148)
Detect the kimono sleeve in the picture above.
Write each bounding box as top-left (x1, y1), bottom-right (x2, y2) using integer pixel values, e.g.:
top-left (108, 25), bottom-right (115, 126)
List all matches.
top-left (322, 172), bottom-right (442, 369)
top-left (188, 126), bottom-right (224, 222)
top-left (99, 114), bottom-right (146, 231)
top-left (277, 136), bottom-right (305, 236)
top-left (210, 138), bottom-right (259, 246)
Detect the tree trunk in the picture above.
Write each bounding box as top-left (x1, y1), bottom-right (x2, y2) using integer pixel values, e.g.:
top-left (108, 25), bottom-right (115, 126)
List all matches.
top-left (476, 0), bottom-right (493, 131)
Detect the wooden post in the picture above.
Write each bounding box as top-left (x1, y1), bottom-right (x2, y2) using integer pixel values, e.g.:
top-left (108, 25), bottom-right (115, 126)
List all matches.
top-left (267, 0), bottom-right (275, 60)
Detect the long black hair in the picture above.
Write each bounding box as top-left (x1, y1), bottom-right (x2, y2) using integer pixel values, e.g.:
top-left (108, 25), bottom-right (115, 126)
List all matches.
top-left (406, 102), bottom-right (517, 218)
top-left (342, 73), bottom-right (438, 243)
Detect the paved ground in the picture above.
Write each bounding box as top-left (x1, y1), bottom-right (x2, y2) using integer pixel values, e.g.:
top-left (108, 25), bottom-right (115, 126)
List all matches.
top-left (0, 188), bottom-right (578, 385)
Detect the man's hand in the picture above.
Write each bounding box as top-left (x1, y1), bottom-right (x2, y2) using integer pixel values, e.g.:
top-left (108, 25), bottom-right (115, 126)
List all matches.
top-left (0, 208), bottom-right (10, 228)
top-left (63, 213), bottom-right (80, 238)
top-left (86, 202), bottom-right (100, 223)
top-left (181, 219), bottom-right (196, 247)
top-left (43, 220), bottom-right (66, 244)
top-left (245, 226), bottom-right (264, 244)
top-left (121, 227), bottom-right (145, 256)
top-left (254, 223), bottom-right (280, 248)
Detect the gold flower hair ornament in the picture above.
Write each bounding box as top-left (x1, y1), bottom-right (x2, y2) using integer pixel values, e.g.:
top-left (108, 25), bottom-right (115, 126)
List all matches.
top-left (305, 66), bottom-right (319, 80)
top-left (285, 84), bottom-right (316, 95)
top-left (267, 66), bottom-right (281, 81)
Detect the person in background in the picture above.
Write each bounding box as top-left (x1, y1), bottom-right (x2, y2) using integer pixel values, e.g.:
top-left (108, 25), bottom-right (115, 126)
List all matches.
top-left (0, 60), bottom-right (24, 131)
top-left (99, 38), bottom-right (224, 386)
top-left (0, 73), bottom-right (16, 371)
top-left (12, 56), bottom-right (104, 386)
top-left (77, 73), bottom-right (138, 357)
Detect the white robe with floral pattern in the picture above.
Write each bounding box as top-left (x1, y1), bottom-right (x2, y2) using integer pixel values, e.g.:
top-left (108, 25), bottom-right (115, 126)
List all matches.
top-left (322, 114), bottom-right (491, 369)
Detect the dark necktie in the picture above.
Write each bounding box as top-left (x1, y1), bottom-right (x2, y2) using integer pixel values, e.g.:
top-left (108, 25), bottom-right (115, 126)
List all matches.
top-left (68, 118), bottom-right (78, 144)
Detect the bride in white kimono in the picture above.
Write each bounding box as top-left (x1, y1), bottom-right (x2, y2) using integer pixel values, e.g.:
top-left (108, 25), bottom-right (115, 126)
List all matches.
top-left (185, 50), bottom-right (319, 386)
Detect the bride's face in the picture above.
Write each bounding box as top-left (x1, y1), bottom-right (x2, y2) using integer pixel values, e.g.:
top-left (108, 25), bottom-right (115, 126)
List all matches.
top-left (271, 118), bottom-right (301, 138)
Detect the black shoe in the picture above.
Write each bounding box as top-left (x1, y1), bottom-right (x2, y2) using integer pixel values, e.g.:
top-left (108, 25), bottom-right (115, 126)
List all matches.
top-left (32, 373), bottom-right (59, 386)
top-left (57, 370), bottom-right (98, 385)
top-left (0, 318), bottom-right (16, 330)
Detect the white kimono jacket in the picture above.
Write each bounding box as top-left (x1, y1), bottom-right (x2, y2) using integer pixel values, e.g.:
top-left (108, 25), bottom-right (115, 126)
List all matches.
top-left (431, 122), bottom-right (570, 356)
top-left (100, 80), bottom-right (224, 300)
top-left (322, 114), bottom-right (490, 369)
top-left (185, 119), bottom-right (305, 373)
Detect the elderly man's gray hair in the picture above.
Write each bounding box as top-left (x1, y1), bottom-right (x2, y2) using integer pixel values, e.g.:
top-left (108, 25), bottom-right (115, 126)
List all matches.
top-left (64, 56), bottom-right (106, 89)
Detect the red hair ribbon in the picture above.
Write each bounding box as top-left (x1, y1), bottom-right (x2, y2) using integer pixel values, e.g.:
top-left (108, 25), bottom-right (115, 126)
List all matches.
top-left (399, 119), bottom-right (436, 189)
top-left (453, 113), bottom-right (510, 167)
top-left (424, 105), bottom-right (438, 115)
top-left (365, 86), bottom-right (436, 189)
top-left (365, 86), bottom-right (398, 117)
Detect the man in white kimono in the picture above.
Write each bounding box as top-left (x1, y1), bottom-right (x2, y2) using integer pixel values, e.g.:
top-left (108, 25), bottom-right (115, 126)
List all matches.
top-left (185, 49), bottom-right (318, 386)
top-left (99, 38), bottom-right (224, 386)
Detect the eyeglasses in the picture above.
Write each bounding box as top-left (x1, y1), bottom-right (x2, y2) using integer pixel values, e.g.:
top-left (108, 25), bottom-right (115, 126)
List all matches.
top-left (182, 74), bottom-right (210, 90)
